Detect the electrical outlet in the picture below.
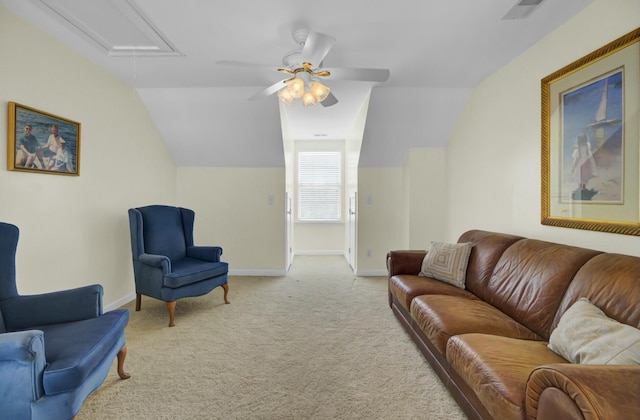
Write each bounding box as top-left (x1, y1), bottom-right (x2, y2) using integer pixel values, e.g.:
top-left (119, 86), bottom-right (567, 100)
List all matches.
top-left (366, 249), bottom-right (372, 258)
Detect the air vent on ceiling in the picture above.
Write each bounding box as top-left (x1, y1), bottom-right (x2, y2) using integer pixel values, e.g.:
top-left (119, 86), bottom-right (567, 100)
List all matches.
top-left (501, 0), bottom-right (545, 20)
top-left (37, 0), bottom-right (181, 56)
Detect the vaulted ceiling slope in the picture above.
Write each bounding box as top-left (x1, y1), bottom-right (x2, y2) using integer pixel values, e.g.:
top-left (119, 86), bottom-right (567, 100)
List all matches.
top-left (0, 0), bottom-right (593, 167)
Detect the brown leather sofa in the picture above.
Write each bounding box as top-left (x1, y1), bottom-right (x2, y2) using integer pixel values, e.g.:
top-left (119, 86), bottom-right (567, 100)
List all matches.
top-left (387, 230), bottom-right (640, 420)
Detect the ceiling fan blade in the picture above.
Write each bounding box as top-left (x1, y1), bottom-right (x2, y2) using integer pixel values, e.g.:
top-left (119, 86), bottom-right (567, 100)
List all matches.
top-left (248, 79), bottom-right (287, 101)
top-left (301, 32), bottom-right (336, 67)
top-left (324, 67), bottom-right (390, 82)
top-left (320, 92), bottom-right (338, 107)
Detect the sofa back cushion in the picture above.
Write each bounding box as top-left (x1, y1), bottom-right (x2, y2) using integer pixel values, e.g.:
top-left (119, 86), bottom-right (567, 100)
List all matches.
top-left (458, 230), bottom-right (524, 300)
top-left (483, 239), bottom-right (601, 340)
top-left (552, 253), bottom-right (640, 331)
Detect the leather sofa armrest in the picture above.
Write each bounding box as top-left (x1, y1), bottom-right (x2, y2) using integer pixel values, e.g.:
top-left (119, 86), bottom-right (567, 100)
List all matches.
top-left (386, 250), bottom-right (426, 277)
top-left (187, 246), bottom-right (222, 262)
top-left (526, 364), bottom-right (640, 420)
top-left (0, 330), bottom-right (46, 414)
top-left (2, 285), bottom-right (103, 330)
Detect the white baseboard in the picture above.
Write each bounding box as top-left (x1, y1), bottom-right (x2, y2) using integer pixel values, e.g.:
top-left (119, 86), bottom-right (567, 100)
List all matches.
top-left (355, 269), bottom-right (388, 277)
top-left (105, 292), bottom-right (135, 311)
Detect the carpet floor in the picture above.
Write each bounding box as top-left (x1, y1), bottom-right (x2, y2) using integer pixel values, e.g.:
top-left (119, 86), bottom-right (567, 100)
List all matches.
top-left (79, 255), bottom-right (465, 419)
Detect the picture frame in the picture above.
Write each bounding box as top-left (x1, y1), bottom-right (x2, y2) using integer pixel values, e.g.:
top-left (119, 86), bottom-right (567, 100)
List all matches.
top-left (7, 102), bottom-right (81, 176)
top-left (541, 28), bottom-right (640, 236)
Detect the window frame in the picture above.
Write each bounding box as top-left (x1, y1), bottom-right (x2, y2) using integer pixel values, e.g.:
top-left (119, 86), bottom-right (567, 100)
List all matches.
top-left (296, 150), bottom-right (343, 223)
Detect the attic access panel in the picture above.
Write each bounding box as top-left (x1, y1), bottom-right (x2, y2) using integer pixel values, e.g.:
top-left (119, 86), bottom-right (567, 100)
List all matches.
top-left (37, 0), bottom-right (181, 56)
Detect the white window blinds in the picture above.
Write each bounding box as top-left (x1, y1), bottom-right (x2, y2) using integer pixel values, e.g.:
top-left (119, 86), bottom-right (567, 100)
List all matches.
top-left (297, 151), bottom-right (342, 222)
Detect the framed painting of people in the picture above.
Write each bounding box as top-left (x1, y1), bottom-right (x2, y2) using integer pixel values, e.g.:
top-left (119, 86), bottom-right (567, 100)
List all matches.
top-left (7, 102), bottom-right (81, 176)
top-left (541, 28), bottom-right (640, 236)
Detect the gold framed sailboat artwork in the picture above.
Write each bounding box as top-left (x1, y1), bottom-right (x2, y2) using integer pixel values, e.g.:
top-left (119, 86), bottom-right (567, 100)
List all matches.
top-left (541, 28), bottom-right (640, 236)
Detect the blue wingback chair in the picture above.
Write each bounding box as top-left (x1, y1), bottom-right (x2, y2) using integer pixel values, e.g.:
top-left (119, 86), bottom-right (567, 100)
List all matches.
top-left (0, 222), bottom-right (130, 420)
top-left (128, 205), bottom-right (229, 327)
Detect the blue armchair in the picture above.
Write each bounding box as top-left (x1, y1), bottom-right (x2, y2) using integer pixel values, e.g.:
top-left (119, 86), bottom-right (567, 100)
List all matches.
top-left (0, 222), bottom-right (130, 420)
top-left (128, 205), bottom-right (229, 327)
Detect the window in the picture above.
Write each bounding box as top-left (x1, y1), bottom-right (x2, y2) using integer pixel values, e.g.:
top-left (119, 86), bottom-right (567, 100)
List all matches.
top-left (297, 151), bottom-right (342, 222)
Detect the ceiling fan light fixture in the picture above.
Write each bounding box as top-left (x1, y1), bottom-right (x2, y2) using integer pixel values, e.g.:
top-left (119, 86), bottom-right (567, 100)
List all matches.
top-left (302, 91), bottom-right (318, 108)
top-left (309, 81), bottom-right (330, 102)
top-left (280, 78), bottom-right (329, 107)
top-left (277, 87), bottom-right (294, 104)
top-left (287, 78), bottom-right (305, 98)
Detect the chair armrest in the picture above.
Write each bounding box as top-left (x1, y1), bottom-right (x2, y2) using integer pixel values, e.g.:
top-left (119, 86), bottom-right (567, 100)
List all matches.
top-left (1, 285), bottom-right (103, 330)
top-left (138, 253), bottom-right (171, 272)
top-left (386, 250), bottom-right (426, 277)
top-left (526, 364), bottom-right (640, 420)
top-left (187, 246), bottom-right (222, 262)
top-left (0, 330), bottom-right (46, 411)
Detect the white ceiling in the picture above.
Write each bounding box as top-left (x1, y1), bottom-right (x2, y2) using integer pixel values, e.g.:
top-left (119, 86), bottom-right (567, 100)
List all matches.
top-left (0, 0), bottom-right (594, 166)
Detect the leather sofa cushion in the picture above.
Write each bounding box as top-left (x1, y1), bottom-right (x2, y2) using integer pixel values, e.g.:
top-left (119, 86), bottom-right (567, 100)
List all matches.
top-left (553, 253), bottom-right (640, 331)
top-left (164, 259), bottom-right (229, 289)
top-left (411, 295), bottom-right (541, 355)
top-left (456, 230), bottom-right (524, 300)
top-left (389, 274), bottom-right (478, 312)
top-left (38, 309), bottom-right (129, 395)
top-left (482, 239), bottom-right (601, 340)
top-left (447, 333), bottom-right (568, 420)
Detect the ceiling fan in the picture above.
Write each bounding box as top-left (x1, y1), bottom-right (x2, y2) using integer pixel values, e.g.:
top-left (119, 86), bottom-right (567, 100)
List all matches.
top-left (216, 29), bottom-right (390, 107)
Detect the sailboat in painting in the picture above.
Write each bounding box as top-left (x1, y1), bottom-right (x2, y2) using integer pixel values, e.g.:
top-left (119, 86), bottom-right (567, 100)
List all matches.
top-left (586, 79), bottom-right (621, 145)
top-left (572, 75), bottom-right (622, 201)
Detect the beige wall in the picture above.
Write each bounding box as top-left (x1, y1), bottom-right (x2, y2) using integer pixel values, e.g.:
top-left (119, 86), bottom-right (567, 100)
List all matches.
top-left (0, 8), bottom-right (176, 307)
top-left (445, 0), bottom-right (640, 256)
top-left (176, 167), bottom-right (286, 274)
top-left (294, 223), bottom-right (346, 254)
top-left (356, 167), bottom-right (405, 273)
top-left (404, 148), bottom-right (446, 249)
top-left (356, 147), bottom-right (447, 274)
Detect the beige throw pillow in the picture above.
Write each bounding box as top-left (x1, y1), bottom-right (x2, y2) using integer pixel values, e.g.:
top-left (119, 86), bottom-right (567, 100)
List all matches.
top-left (418, 242), bottom-right (472, 289)
top-left (548, 298), bottom-right (640, 365)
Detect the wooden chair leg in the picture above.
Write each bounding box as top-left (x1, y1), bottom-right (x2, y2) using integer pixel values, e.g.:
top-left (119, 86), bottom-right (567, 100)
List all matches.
top-left (165, 301), bottom-right (176, 327)
top-left (222, 283), bottom-right (230, 304)
top-left (135, 293), bottom-right (141, 311)
top-left (117, 345), bottom-right (131, 379)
